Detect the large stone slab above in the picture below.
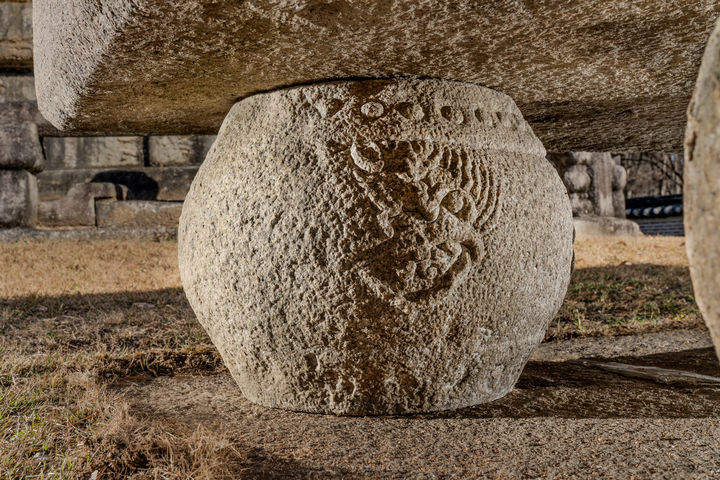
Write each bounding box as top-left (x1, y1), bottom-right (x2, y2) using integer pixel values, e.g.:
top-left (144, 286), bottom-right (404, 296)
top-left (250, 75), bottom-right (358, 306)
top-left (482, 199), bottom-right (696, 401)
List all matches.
top-left (32, 0), bottom-right (720, 151)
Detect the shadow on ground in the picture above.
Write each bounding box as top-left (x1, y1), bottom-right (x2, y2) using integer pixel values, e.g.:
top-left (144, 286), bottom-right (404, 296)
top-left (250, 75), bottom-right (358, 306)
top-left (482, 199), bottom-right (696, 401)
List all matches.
top-left (424, 347), bottom-right (720, 420)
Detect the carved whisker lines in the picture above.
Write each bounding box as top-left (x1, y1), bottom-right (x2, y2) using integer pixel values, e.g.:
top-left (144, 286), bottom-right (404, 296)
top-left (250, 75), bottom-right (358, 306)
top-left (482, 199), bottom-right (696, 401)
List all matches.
top-left (473, 156), bottom-right (500, 233)
top-left (348, 139), bottom-right (500, 231)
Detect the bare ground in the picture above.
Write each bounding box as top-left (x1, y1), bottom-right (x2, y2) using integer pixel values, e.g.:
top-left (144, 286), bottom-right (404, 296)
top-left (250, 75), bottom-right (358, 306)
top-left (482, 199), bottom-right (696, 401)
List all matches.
top-left (1, 236), bottom-right (718, 479)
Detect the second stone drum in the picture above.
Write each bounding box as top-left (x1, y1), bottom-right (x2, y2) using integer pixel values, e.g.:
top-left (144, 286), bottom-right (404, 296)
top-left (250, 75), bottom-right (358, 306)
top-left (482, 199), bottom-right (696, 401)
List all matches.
top-left (178, 79), bottom-right (574, 415)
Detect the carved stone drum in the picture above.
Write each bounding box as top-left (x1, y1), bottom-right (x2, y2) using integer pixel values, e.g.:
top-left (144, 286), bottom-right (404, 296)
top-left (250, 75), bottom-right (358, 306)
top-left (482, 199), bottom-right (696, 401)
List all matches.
top-left (178, 79), bottom-right (573, 415)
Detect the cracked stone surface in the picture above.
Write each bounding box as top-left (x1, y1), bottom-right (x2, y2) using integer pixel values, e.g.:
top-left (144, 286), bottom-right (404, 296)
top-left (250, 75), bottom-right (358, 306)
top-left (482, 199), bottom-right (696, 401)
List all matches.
top-left (685, 17), bottom-right (720, 361)
top-left (178, 79), bottom-right (574, 414)
top-left (33, 0), bottom-right (720, 151)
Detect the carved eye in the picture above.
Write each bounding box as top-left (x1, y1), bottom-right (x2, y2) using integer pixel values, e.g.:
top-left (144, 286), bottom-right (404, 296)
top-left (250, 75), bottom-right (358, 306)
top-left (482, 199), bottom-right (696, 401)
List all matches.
top-left (441, 190), bottom-right (474, 221)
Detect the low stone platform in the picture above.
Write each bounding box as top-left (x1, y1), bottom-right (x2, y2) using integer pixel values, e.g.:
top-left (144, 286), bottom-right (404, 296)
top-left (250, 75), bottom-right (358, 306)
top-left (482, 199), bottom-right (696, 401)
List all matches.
top-left (113, 329), bottom-right (720, 478)
top-left (574, 216), bottom-right (642, 238)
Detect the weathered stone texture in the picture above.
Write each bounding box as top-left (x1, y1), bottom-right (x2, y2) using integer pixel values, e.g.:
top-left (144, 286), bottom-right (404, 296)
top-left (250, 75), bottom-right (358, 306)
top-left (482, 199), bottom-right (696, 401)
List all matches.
top-left (42, 136), bottom-right (144, 170)
top-left (574, 216), bottom-right (641, 238)
top-left (0, 169), bottom-right (36, 226)
top-left (0, 2), bottom-right (32, 68)
top-left (612, 163), bottom-right (627, 219)
top-left (179, 79), bottom-right (574, 414)
top-left (37, 182), bottom-right (122, 227)
top-left (0, 122), bottom-right (42, 172)
top-left (0, 74), bottom-right (34, 102)
top-left (33, 0), bottom-right (720, 151)
top-left (548, 152), bottom-right (622, 218)
top-left (685, 17), bottom-right (720, 360)
top-left (148, 135), bottom-right (215, 166)
top-left (96, 200), bottom-right (182, 228)
top-left (36, 166), bottom-right (197, 201)
top-left (1, 101), bottom-right (60, 136)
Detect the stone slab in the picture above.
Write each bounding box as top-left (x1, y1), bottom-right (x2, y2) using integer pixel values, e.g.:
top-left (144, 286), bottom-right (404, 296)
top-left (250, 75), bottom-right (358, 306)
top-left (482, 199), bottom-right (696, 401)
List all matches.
top-left (112, 341), bottom-right (720, 479)
top-left (42, 136), bottom-right (144, 169)
top-left (148, 135), bottom-right (215, 166)
top-left (96, 200), bottom-right (183, 228)
top-left (33, 0), bottom-right (720, 151)
top-left (36, 166), bottom-right (197, 201)
top-left (0, 168), bottom-right (36, 226)
top-left (0, 2), bottom-right (32, 68)
top-left (0, 122), bottom-right (43, 172)
top-left (573, 216), bottom-right (642, 238)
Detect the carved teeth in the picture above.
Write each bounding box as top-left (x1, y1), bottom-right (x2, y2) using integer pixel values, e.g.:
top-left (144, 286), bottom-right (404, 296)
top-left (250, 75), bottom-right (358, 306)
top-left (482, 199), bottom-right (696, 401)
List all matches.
top-left (396, 261), bottom-right (417, 289)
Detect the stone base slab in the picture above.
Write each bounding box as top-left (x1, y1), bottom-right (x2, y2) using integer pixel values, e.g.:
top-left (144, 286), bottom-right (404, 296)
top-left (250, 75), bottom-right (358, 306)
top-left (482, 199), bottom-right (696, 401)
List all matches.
top-left (573, 216), bottom-right (642, 238)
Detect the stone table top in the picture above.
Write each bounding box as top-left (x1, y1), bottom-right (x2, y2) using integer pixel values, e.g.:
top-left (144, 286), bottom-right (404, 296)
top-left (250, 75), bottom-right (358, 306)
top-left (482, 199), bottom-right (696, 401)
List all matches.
top-left (33, 0), bottom-right (720, 152)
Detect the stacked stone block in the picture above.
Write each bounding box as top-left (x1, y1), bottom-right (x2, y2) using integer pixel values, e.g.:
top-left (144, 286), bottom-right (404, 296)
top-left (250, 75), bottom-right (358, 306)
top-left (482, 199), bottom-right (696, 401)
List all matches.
top-left (0, 122), bottom-right (42, 226)
top-left (35, 135), bottom-right (213, 227)
top-left (0, 1), bottom-right (217, 230)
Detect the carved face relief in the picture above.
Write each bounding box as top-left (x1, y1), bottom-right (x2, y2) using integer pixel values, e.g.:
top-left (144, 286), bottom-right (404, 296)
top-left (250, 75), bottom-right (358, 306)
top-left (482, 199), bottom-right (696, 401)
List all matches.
top-left (347, 138), bottom-right (500, 304)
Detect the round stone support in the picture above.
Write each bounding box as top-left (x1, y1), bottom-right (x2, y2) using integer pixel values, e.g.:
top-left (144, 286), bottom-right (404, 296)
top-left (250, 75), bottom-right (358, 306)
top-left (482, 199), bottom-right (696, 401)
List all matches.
top-left (178, 79), bottom-right (573, 415)
top-left (685, 18), bottom-right (720, 361)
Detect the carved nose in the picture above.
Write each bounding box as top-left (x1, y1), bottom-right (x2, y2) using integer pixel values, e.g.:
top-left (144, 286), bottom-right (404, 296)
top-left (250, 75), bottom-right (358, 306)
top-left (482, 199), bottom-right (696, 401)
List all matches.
top-left (404, 182), bottom-right (441, 222)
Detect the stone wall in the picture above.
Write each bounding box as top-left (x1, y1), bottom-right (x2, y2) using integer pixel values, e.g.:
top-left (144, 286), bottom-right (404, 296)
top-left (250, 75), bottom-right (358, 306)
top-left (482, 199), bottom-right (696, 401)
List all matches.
top-left (0, 0), bottom-right (213, 229)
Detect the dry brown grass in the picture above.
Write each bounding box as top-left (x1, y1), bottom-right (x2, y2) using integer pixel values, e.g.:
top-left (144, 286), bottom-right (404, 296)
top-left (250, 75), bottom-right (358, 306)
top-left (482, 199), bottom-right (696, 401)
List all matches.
top-left (549, 236), bottom-right (701, 340)
top-left (0, 240), bottom-right (181, 298)
top-left (0, 235), bottom-right (706, 478)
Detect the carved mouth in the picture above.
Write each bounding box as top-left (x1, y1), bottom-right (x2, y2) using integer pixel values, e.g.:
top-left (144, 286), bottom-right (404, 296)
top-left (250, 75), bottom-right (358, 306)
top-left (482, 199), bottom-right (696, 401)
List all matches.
top-left (361, 238), bottom-right (480, 303)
